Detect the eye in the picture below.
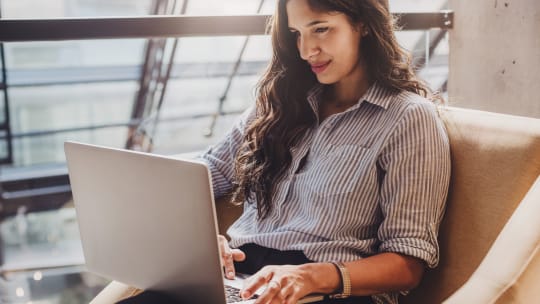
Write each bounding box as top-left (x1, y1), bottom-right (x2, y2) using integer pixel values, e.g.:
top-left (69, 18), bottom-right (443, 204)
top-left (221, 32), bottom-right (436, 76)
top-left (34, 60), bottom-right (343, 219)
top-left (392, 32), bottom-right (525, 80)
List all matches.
top-left (314, 27), bottom-right (329, 33)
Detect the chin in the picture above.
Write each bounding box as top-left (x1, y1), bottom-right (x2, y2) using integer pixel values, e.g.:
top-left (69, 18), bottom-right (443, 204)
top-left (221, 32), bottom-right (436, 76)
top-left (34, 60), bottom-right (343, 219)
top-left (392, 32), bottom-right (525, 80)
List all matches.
top-left (316, 75), bottom-right (337, 85)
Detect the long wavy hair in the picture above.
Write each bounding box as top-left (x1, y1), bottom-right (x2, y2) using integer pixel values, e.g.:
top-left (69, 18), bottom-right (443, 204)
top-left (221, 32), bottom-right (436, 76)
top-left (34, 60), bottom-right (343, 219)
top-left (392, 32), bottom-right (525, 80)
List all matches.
top-left (232, 0), bottom-right (435, 219)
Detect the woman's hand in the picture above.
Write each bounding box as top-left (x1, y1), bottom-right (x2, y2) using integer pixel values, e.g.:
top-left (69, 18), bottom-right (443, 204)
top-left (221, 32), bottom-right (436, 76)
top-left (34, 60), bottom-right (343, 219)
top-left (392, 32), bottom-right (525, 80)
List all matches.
top-left (240, 263), bottom-right (338, 304)
top-left (217, 235), bottom-right (246, 279)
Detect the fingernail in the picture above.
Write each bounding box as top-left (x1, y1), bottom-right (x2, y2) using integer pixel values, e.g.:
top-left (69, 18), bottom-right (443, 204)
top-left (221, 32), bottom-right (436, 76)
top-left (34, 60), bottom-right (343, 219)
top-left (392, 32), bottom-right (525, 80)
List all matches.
top-left (241, 291), bottom-right (250, 299)
top-left (228, 271), bottom-right (234, 278)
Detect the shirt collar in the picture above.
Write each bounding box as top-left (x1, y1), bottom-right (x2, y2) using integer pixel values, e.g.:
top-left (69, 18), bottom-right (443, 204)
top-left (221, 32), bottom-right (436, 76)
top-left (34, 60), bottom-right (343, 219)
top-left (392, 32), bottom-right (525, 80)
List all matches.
top-left (361, 82), bottom-right (395, 110)
top-left (306, 82), bottom-right (395, 114)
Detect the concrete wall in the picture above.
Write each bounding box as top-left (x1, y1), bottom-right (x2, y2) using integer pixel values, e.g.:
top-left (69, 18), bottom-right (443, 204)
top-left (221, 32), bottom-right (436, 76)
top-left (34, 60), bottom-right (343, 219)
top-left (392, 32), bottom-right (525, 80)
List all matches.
top-left (449, 0), bottom-right (540, 118)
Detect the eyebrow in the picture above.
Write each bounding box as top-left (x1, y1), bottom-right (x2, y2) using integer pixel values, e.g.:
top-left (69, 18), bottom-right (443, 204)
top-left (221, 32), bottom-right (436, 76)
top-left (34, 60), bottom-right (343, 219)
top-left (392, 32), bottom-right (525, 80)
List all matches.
top-left (288, 20), bottom-right (328, 31)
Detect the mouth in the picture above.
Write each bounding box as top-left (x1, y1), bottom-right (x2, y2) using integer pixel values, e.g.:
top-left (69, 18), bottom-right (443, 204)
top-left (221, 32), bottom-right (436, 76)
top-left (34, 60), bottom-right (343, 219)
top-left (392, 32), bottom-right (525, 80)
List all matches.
top-left (310, 60), bottom-right (331, 74)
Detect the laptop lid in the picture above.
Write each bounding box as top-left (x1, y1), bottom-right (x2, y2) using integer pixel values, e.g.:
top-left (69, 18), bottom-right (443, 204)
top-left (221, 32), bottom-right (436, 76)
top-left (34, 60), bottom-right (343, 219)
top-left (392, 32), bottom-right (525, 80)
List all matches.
top-left (64, 141), bottom-right (228, 303)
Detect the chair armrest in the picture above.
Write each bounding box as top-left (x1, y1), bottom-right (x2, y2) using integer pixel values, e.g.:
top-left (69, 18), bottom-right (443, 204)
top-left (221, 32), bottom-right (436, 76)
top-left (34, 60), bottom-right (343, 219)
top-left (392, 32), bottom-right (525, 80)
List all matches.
top-left (90, 281), bottom-right (142, 304)
top-left (443, 175), bottom-right (540, 303)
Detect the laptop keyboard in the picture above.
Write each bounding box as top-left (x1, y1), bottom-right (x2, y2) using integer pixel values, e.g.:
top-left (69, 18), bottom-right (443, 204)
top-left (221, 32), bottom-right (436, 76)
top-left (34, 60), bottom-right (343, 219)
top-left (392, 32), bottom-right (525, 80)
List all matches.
top-left (225, 285), bottom-right (258, 303)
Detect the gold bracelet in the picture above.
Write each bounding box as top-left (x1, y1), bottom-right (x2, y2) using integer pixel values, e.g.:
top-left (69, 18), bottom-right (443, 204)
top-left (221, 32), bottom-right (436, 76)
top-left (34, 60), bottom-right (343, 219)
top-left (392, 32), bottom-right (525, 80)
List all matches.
top-left (329, 261), bottom-right (351, 299)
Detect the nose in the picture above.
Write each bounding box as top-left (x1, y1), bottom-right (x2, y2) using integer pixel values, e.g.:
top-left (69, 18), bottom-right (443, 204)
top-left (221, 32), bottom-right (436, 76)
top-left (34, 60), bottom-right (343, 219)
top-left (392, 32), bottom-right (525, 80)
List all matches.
top-left (298, 35), bottom-right (320, 61)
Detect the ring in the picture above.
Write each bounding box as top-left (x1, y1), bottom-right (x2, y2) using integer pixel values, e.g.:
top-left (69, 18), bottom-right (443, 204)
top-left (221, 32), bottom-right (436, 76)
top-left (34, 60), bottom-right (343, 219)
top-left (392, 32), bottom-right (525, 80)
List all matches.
top-left (269, 280), bottom-right (282, 289)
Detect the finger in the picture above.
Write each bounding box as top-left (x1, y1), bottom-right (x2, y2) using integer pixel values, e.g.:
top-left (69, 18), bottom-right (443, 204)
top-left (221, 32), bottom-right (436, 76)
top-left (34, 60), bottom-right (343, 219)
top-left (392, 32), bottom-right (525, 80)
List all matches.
top-left (279, 283), bottom-right (295, 301)
top-left (217, 235), bottom-right (229, 261)
top-left (224, 256), bottom-right (236, 279)
top-left (269, 294), bottom-right (285, 304)
top-left (241, 274), bottom-right (269, 299)
top-left (255, 280), bottom-right (282, 304)
top-left (231, 248), bottom-right (246, 262)
top-left (217, 237), bottom-right (235, 279)
top-left (283, 285), bottom-right (302, 304)
top-left (221, 251), bottom-right (235, 279)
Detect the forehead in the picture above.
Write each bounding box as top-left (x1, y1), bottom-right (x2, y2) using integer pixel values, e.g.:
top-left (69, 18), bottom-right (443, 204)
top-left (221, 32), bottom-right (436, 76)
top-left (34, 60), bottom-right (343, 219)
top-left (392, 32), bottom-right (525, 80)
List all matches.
top-left (286, 0), bottom-right (344, 28)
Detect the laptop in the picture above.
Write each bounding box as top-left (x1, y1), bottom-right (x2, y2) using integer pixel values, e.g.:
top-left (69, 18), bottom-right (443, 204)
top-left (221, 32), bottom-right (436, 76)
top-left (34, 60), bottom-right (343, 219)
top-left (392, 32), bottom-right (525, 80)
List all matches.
top-left (64, 141), bottom-right (324, 303)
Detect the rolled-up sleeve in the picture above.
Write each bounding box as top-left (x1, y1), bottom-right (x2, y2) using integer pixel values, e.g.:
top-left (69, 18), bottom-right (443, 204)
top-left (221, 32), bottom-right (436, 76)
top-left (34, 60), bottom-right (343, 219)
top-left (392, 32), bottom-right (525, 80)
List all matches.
top-left (377, 102), bottom-right (451, 268)
top-left (196, 106), bottom-right (255, 198)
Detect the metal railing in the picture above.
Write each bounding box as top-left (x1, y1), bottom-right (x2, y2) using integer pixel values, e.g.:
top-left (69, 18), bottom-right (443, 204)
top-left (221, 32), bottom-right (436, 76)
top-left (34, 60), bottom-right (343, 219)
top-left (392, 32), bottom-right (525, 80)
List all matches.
top-left (0, 12), bottom-right (453, 42)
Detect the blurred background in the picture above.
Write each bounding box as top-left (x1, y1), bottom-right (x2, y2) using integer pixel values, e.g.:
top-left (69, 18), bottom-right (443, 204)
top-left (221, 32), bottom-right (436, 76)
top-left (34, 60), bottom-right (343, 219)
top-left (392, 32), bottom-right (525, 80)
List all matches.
top-left (0, 0), bottom-right (450, 303)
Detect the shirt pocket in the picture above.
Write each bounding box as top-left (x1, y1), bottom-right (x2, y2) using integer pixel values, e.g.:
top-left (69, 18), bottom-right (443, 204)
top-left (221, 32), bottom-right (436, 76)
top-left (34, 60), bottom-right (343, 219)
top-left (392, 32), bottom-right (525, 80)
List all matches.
top-left (304, 145), bottom-right (374, 197)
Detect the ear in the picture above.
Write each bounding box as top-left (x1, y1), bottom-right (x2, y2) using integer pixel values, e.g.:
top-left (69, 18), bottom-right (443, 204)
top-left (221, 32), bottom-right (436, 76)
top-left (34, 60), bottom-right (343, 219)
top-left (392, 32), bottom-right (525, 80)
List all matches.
top-left (357, 22), bottom-right (369, 37)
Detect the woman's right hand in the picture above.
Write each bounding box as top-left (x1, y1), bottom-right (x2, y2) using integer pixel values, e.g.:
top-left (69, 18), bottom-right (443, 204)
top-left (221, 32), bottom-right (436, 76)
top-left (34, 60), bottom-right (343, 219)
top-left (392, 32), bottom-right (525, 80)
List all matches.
top-left (218, 234), bottom-right (246, 279)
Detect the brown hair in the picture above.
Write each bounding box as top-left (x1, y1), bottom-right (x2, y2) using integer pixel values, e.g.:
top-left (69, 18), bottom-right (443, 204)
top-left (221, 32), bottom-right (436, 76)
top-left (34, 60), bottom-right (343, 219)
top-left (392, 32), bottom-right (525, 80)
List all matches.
top-left (232, 0), bottom-right (435, 219)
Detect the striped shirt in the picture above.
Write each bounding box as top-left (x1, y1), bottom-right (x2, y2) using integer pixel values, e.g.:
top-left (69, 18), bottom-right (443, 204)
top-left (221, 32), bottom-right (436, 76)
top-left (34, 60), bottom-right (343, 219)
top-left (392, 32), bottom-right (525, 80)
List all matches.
top-left (198, 83), bottom-right (451, 304)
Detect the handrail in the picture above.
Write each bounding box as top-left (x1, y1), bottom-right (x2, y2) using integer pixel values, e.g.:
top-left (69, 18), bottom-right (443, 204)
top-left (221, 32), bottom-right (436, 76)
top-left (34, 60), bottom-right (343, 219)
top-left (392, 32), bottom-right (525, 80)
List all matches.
top-left (0, 12), bottom-right (453, 42)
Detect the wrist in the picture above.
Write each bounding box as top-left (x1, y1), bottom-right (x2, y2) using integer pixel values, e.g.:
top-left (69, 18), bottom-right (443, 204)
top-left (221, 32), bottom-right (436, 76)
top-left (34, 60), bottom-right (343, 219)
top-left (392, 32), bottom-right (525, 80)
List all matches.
top-left (329, 261), bottom-right (352, 299)
top-left (300, 262), bottom-right (341, 294)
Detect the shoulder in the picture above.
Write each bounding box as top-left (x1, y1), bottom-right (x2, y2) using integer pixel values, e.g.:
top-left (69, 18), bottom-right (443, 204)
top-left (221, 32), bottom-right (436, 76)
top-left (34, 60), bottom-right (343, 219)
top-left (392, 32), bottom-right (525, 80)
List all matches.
top-left (378, 90), bottom-right (449, 147)
top-left (387, 90), bottom-right (441, 124)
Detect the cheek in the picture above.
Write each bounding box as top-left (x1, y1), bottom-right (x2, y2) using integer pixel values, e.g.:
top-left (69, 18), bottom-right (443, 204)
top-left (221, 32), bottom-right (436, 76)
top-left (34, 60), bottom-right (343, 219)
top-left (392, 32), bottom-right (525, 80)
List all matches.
top-left (329, 33), bottom-right (362, 64)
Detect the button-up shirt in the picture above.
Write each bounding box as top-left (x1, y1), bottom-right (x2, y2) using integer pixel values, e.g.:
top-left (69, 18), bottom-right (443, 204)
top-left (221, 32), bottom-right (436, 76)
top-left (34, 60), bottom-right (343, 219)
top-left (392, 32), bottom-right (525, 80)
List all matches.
top-left (199, 83), bottom-right (451, 304)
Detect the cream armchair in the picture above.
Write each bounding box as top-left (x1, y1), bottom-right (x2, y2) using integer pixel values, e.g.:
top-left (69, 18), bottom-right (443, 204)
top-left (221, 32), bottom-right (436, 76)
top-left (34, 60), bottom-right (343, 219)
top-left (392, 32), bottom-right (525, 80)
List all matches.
top-left (92, 106), bottom-right (540, 304)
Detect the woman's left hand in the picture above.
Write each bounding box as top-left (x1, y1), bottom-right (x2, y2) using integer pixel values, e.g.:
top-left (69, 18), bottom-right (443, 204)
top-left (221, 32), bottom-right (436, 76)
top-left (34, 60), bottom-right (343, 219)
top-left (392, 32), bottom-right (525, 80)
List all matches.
top-left (240, 264), bottom-right (318, 304)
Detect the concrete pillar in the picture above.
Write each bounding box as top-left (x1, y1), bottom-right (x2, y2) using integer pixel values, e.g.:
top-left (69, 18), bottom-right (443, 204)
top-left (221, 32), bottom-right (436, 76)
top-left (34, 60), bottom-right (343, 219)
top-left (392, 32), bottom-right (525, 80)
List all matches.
top-left (448, 0), bottom-right (540, 118)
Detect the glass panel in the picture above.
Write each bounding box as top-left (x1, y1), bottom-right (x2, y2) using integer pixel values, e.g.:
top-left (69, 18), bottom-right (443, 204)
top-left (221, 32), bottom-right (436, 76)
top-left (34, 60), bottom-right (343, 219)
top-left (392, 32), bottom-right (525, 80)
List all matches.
top-left (152, 113), bottom-right (243, 156)
top-left (395, 30), bottom-right (449, 93)
top-left (1, 208), bottom-right (84, 270)
top-left (0, 91), bottom-right (5, 125)
top-left (154, 75), bottom-right (260, 155)
top-left (419, 30), bottom-right (449, 96)
top-left (1, 207), bottom-right (109, 302)
top-left (389, 0), bottom-right (449, 12)
top-left (4, 40), bottom-right (146, 70)
top-left (9, 83), bottom-right (134, 133)
top-left (152, 35), bottom-right (272, 155)
top-left (1, 267), bottom-right (109, 303)
top-left (174, 36), bottom-right (253, 63)
top-left (1, 38), bottom-right (146, 167)
top-left (243, 35), bottom-right (273, 62)
top-left (0, 0), bottom-right (154, 18)
top-left (0, 0), bottom-right (278, 18)
top-left (185, 0), bottom-right (272, 15)
top-left (12, 126), bottom-right (129, 166)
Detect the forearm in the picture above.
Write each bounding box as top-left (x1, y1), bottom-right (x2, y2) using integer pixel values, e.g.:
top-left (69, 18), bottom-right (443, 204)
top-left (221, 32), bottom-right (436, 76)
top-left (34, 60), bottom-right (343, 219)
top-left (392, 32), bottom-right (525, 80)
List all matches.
top-left (302, 252), bottom-right (425, 296)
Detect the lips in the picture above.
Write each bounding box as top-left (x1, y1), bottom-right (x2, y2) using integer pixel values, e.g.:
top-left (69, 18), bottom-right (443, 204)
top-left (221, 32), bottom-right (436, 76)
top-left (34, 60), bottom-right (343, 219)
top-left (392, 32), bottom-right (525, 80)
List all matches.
top-left (310, 60), bottom-right (331, 74)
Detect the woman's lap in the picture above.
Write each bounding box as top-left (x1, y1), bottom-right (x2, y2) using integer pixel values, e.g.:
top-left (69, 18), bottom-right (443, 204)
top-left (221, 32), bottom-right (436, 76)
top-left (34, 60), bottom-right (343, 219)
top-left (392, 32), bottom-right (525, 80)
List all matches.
top-left (116, 244), bottom-right (373, 304)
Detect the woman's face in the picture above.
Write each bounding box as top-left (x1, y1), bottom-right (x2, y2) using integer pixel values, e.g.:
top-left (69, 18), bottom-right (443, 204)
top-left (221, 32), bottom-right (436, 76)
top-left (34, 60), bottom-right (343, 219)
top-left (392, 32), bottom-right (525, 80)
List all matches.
top-left (286, 0), bottom-right (365, 86)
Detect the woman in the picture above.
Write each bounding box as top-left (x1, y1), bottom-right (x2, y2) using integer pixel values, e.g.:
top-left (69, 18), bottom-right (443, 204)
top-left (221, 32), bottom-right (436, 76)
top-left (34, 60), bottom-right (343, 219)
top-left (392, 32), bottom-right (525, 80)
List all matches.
top-left (121, 0), bottom-right (450, 303)
top-left (209, 0), bottom-right (451, 303)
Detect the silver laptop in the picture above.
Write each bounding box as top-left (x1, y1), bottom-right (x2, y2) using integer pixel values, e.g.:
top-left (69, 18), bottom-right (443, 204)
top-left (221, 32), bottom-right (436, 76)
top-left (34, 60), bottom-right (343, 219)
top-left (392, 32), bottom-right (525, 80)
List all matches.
top-left (64, 141), bottom-right (324, 304)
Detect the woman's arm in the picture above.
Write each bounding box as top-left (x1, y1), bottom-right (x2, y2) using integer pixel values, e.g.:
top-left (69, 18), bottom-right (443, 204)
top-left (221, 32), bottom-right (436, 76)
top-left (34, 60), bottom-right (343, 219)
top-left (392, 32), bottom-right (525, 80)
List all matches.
top-left (240, 253), bottom-right (423, 303)
top-left (196, 106), bottom-right (255, 198)
top-left (306, 252), bottom-right (425, 295)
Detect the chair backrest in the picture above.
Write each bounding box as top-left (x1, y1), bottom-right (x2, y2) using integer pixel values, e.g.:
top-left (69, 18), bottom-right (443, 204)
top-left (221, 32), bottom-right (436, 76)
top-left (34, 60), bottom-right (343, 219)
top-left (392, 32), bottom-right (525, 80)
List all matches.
top-left (213, 107), bottom-right (540, 304)
top-left (403, 107), bottom-right (540, 303)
